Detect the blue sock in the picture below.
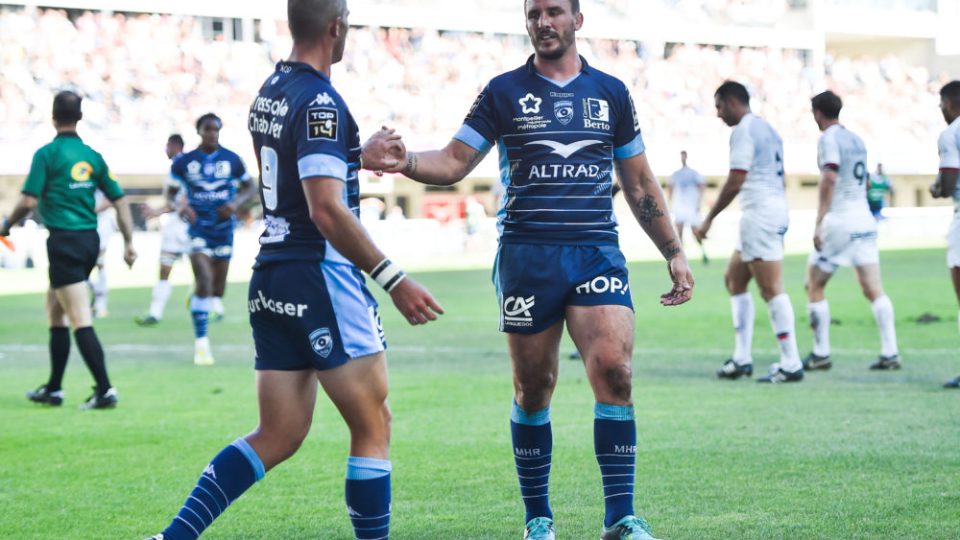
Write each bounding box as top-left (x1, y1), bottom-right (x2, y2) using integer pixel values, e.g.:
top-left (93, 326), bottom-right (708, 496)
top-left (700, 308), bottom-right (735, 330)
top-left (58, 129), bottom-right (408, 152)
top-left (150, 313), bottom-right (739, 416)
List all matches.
top-left (190, 296), bottom-right (211, 339)
top-left (595, 403), bottom-right (636, 528)
top-left (161, 438), bottom-right (265, 540)
top-left (345, 456), bottom-right (391, 540)
top-left (511, 401), bottom-right (553, 524)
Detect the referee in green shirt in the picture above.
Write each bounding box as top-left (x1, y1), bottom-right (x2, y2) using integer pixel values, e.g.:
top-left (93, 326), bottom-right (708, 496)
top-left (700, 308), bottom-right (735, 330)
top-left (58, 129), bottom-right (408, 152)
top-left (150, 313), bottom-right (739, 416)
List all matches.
top-left (1, 91), bottom-right (137, 409)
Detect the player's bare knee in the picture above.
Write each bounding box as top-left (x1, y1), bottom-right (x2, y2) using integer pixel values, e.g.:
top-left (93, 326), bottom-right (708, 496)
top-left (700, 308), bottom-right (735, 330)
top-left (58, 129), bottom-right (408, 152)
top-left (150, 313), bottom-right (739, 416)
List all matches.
top-left (593, 356), bottom-right (633, 402)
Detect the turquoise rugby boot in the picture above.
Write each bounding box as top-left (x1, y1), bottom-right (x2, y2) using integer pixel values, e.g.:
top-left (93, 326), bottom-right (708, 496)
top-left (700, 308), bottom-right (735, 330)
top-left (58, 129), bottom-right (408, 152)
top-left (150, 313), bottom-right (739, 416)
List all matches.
top-left (600, 515), bottom-right (660, 540)
top-left (524, 516), bottom-right (555, 540)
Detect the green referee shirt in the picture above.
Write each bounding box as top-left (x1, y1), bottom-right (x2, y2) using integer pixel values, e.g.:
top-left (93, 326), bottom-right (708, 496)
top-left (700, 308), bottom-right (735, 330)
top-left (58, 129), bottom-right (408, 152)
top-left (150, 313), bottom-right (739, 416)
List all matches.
top-left (21, 132), bottom-right (124, 230)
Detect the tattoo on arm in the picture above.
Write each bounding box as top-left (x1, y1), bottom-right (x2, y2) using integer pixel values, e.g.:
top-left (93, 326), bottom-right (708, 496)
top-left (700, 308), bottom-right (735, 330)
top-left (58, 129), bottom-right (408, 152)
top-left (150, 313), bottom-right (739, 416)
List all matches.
top-left (403, 153), bottom-right (418, 176)
top-left (658, 240), bottom-right (681, 260)
top-left (464, 149), bottom-right (486, 176)
top-left (636, 194), bottom-right (664, 225)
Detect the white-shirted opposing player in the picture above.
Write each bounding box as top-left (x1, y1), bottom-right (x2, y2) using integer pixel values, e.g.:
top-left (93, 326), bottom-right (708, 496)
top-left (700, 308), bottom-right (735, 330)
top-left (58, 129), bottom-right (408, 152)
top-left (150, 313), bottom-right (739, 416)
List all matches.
top-left (668, 150), bottom-right (708, 265)
top-left (802, 91), bottom-right (900, 373)
top-left (931, 81), bottom-right (960, 388)
top-left (697, 81), bottom-right (804, 383)
top-left (135, 135), bottom-right (192, 327)
top-left (91, 189), bottom-right (117, 317)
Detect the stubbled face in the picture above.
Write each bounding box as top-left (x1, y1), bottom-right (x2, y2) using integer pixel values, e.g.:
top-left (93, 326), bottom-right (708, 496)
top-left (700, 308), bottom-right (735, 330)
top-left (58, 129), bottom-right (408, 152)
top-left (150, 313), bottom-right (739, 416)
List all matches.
top-left (715, 95), bottom-right (739, 127)
top-left (165, 141), bottom-right (182, 159)
top-left (332, 8), bottom-right (349, 64)
top-left (199, 119), bottom-right (220, 149)
top-left (526, 0), bottom-right (580, 61)
top-left (942, 96), bottom-right (959, 125)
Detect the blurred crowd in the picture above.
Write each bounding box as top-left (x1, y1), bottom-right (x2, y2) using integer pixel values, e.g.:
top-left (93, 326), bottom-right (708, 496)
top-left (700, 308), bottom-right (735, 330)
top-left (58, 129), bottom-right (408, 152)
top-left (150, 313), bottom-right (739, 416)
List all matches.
top-left (0, 6), bottom-right (950, 164)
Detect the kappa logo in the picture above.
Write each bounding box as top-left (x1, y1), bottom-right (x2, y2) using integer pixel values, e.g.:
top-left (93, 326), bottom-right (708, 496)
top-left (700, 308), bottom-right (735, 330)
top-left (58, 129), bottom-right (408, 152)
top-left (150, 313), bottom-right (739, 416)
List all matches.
top-left (310, 92), bottom-right (336, 107)
top-left (525, 139), bottom-right (604, 159)
top-left (518, 93), bottom-right (542, 114)
top-left (309, 328), bottom-right (334, 358)
top-left (554, 100), bottom-right (574, 125)
top-left (346, 506), bottom-right (362, 518)
top-left (503, 295), bottom-right (535, 327)
top-left (203, 464), bottom-right (216, 479)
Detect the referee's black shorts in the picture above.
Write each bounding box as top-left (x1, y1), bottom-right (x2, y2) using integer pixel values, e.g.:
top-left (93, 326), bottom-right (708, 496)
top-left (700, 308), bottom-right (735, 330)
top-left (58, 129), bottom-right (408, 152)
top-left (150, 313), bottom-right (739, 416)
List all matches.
top-left (47, 228), bottom-right (99, 289)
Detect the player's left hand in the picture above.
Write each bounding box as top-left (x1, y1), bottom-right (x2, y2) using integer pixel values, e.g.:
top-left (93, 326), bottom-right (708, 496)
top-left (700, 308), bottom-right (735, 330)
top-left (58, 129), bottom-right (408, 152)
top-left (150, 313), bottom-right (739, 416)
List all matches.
top-left (123, 242), bottom-right (137, 268)
top-left (216, 203), bottom-right (237, 220)
top-left (813, 224), bottom-right (823, 251)
top-left (661, 253), bottom-right (694, 306)
top-left (361, 126), bottom-right (405, 174)
top-left (694, 218), bottom-right (711, 241)
top-left (929, 181), bottom-right (942, 198)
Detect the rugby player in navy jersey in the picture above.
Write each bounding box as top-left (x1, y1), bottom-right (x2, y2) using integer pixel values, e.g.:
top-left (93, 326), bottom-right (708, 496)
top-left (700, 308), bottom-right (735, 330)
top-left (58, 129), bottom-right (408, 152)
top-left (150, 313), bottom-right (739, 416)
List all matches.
top-left (170, 113), bottom-right (256, 365)
top-left (381, 1), bottom-right (693, 538)
top-left (145, 1), bottom-right (442, 539)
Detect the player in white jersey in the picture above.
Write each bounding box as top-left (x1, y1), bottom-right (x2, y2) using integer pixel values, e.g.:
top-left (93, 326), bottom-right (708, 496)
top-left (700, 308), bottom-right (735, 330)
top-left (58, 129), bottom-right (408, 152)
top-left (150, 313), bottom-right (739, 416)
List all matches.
top-left (135, 135), bottom-right (192, 327)
top-left (802, 91), bottom-right (900, 372)
top-left (697, 81), bottom-right (803, 383)
top-left (91, 189), bottom-right (117, 317)
top-left (931, 81), bottom-right (960, 388)
top-left (668, 150), bottom-right (708, 264)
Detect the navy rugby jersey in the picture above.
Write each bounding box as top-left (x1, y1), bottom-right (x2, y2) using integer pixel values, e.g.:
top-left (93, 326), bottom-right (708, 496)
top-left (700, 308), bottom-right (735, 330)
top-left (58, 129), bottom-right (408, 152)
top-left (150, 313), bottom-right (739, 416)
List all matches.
top-left (456, 55), bottom-right (645, 245)
top-left (248, 61), bottom-right (362, 264)
top-left (170, 147), bottom-right (250, 234)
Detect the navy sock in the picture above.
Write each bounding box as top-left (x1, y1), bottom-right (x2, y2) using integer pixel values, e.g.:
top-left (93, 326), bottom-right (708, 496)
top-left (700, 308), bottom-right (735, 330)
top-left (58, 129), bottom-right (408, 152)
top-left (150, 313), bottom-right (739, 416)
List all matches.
top-left (511, 401), bottom-right (553, 523)
top-left (345, 456), bottom-right (391, 540)
top-left (161, 438), bottom-right (265, 540)
top-left (595, 403), bottom-right (636, 528)
top-left (73, 326), bottom-right (110, 393)
top-left (190, 296), bottom-right (211, 339)
top-left (47, 327), bottom-right (70, 392)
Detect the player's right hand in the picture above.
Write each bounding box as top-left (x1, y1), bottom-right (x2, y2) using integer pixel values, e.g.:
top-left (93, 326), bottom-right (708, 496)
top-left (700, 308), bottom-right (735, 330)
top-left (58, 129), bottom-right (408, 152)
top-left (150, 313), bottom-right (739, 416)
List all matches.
top-left (661, 253), bottom-right (694, 306)
top-left (361, 126), bottom-right (406, 173)
top-left (930, 181), bottom-right (942, 198)
top-left (694, 219), bottom-right (711, 241)
top-left (180, 205), bottom-right (197, 224)
top-left (389, 277), bottom-right (444, 325)
top-left (123, 242), bottom-right (137, 268)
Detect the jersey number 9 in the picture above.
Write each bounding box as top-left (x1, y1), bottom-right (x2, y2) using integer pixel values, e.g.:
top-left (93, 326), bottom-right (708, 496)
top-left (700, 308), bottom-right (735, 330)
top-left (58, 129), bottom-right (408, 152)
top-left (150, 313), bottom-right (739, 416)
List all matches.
top-left (261, 146), bottom-right (279, 211)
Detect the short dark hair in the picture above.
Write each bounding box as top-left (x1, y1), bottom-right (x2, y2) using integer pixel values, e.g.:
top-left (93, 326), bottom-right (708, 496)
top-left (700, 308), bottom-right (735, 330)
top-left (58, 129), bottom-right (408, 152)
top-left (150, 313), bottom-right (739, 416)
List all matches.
top-left (167, 134), bottom-right (184, 147)
top-left (52, 91), bottom-right (83, 124)
top-left (195, 113), bottom-right (222, 132)
top-left (941, 80), bottom-right (960, 108)
top-left (714, 81), bottom-right (750, 106)
top-left (811, 90), bottom-right (843, 119)
top-left (288, 0), bottom-right (345, 42)
top-left (524, 0), bottom-right (580, 13)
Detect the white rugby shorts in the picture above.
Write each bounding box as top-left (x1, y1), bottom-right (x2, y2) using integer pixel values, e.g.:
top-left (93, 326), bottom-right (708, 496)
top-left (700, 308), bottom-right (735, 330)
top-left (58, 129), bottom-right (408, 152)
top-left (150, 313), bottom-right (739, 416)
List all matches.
top-left (808, 212), bottom-right (879, 273)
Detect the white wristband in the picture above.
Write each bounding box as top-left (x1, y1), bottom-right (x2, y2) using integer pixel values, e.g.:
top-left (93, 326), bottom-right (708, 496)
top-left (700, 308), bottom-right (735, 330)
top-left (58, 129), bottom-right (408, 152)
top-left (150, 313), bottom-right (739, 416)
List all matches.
top-left (370, 258), bottom-right (406, 292)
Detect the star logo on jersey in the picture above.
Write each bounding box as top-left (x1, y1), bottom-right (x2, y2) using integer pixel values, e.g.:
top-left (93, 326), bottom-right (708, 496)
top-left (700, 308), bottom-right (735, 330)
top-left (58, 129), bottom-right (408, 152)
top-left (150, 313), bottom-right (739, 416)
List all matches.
top-left (310, 92), bottom-right (336, 107)
top-left (524, 140), bottom-right (604, 159)
top-left (554, 100), bottom-right (574, 125)
top-left (518, 93), bottom-right (542, 114)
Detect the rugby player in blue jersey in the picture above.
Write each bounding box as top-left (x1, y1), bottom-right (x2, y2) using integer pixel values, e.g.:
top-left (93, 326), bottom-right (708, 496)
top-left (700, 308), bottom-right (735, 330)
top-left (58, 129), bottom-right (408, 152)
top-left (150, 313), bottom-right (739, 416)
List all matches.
top-left (145, 1), bottom-right (442, 539)
top-left (170, 113), bottom-right (256, 365)
top-left (383, 1), bottom-right (694, 538)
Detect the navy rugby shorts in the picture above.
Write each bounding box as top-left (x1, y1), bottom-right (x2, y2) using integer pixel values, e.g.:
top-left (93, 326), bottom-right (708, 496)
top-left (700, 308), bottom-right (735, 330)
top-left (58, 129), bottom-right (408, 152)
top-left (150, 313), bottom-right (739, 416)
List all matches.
top-left (249, 260), bottom-right (386, 371)
top-left (189, 225), bottom-right (234, 260)
top-left (493, 243), bottom-right (633, 335)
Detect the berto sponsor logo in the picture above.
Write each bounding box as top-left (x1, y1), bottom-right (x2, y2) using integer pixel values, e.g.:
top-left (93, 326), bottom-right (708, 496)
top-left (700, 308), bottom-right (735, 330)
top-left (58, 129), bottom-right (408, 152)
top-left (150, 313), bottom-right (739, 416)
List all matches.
top-left (584, 97), bottom-right (611, 130)
top-left (309, 328), bottom-right (334, 358)
top-left (502, 295), bottom-right (535, 327)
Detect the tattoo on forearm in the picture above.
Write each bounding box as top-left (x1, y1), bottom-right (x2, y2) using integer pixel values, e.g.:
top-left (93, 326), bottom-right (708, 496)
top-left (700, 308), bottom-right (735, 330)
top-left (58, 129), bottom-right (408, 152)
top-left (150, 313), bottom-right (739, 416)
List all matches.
top-left (464, 150), bottom-right (485, 175)
top-left (658, 240), bottom-right (681, 260)
top-left (636, 194), bottom-right (664, 225)
top-left (403, 153), bottom-right (418, 176)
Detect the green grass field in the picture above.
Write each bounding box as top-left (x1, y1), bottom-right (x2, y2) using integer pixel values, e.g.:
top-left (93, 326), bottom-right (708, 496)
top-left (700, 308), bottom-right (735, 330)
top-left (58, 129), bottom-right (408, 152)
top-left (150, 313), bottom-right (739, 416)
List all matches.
top-left (1, 248), bottom-right (959, 539)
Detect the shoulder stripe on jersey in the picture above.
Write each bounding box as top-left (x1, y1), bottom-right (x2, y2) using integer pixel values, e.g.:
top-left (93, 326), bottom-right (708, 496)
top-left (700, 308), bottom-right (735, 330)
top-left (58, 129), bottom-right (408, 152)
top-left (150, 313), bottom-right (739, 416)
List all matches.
top-left (730, 169), bottom-right (749, 174)
top-left (821, 163), bottom-right (840, 172)
top-left (454, 125), bottom-right (493, 153)
top-left (298, 154), bottom-right (347, 182)
top-left (614, 133), bottom-right (645, 160)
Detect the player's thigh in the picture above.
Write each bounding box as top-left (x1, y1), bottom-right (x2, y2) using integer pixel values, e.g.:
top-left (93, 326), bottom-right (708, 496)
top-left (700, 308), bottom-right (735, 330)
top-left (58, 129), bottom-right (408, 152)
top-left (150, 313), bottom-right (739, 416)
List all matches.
top-left (53, 282), bottom-right (93, 329)
top-left (317, 352), bottom-right (391, 454)
top-left (747, 259), bottom-right (784, 300)
top-left (250, 368), bottom-right (318, 470)
top-left (189, 252), bottom-right (214, 290)
top-left (494, 243), bottom-right (570, 335)
top-left (566, 304), bottom-right (635, 403)
top-left (854, 263), bottom-right (885, 301)
top-left (725, 250), bottom-right (752, 294)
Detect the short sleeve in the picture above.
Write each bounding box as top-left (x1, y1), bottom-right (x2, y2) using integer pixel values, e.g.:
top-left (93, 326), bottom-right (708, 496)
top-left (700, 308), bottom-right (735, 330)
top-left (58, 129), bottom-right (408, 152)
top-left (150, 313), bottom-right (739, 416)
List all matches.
top-left (21, 148), bottom-right (47, 197)
top-left (455, 85), bottom-right (496, 153)
top-left (95, 155), bottom-right (125, 201)
top-left (817, 132), bottom-right (840, 171)
top-left (729, 125), bottom-right (754, 172)
top-left (940, 129), bottom-right (960, 170)
top-left (612, 85), bottom-right (645, 160)
top-left (170, 155), bottom-right (186, 183)
top-left (696, 172), bottom-right (706, 186)
top-left (294, 91), bottom-right (349, 182)
top-left (234, 155), bottom-right (251, 182)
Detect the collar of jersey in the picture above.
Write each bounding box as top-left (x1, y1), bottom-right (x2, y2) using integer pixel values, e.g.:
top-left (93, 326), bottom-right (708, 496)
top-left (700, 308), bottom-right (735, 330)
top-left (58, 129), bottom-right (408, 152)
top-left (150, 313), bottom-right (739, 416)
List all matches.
top-left (524, 54), bottom-right (590, 77)
top-left (277, 60), bottom-right (330, 82)
top-left (54, 131), bottom-right (80, 139)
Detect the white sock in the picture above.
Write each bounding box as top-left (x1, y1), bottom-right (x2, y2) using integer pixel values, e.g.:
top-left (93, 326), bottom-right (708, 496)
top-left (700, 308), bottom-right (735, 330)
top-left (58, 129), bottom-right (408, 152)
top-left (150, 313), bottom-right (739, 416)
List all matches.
top-left (768, 294), bottom-right (802, 372)
top-left (730, 293), bottom-right (754, 365)
top-left (807, 300), bottom-right (830, 357)
top-left (149, 280), bottom-right (172, 319)
top-left (212, 296), bottom-right (224, 316)
top-left (870, 295), bottom-right (898, 358)
top-left (195, 336), bottom-right (210, 351)
top-left (95, 267), bottom-right (108, 297)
